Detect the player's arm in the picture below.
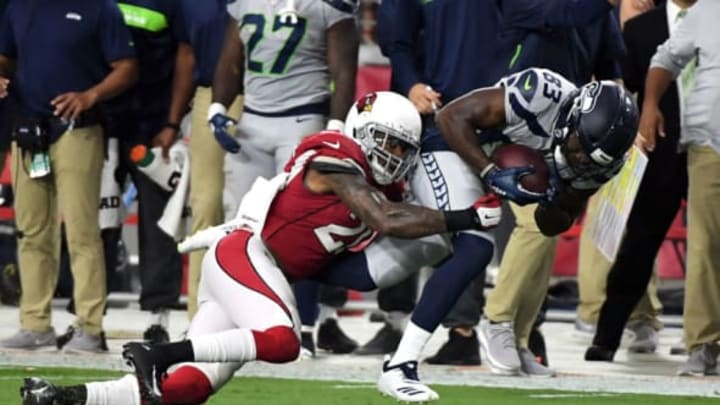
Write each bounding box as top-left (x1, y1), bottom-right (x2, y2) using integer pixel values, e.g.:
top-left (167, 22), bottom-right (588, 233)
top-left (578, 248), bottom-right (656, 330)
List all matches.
top-left (534, 186), bottom-right (595, 236)
top-left (306, 167), bottom-right (501, 238)
top-left (208, 17), bottom-right (245, 152)
top-left (326, 18), bottom-right (358, 127)
top-left (212, 17), bottom-right (244, 107)
top-left (435, 87), bottom-right (506, 176)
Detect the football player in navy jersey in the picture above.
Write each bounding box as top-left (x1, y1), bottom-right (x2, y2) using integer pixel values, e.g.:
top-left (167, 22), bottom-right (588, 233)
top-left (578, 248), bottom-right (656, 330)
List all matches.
top-left (435, 68), bottom-right (638, 378)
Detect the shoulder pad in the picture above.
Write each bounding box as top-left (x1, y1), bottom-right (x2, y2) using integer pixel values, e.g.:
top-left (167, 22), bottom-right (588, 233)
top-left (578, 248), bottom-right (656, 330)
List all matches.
top-left (502, 69), bottom-right (541, 104)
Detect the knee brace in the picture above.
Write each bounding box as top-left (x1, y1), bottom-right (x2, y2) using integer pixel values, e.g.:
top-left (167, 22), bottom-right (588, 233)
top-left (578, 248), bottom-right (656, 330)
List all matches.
top-left (162, 365), bottom-right (213, 405)
top-left (252, 325), bottom-right (300, 363)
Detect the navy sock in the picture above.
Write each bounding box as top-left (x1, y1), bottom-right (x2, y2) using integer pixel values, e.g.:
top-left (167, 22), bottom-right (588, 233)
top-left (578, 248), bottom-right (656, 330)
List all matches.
top-left (315, 252), bottom-right (377, 291)
top-left (411, 233), bottom-right (493, 332)
top-left (293, 280), bottom-right (320, 327)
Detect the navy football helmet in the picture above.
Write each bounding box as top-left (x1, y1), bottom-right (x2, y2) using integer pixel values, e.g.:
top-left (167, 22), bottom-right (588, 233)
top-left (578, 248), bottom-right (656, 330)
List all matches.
top-left (553, 81), bottom-right (639, 179)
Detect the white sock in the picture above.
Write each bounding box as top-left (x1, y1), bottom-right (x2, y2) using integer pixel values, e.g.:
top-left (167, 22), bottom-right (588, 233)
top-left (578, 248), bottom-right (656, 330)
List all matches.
top-left (389, 321), bottom-right (432, 367)
top-left (317, 304), bottom-right (337, 325)
top-left (85, 374), bottom-right (140, 405)
top-left (386, 311), bottom-right (409, 332)
top-left (148, 309), bottom-right (170, 329)
top-left (191, 329), bottom-right (256, 363)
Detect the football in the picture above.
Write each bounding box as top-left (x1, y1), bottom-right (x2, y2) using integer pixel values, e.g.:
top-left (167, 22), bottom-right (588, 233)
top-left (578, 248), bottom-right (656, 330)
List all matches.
top-left (491, 144), bottom-right (550, 194)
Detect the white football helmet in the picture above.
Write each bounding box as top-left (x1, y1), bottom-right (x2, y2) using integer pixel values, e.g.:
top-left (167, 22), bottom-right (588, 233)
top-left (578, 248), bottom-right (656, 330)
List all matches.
top-left (344, 91), bottom-right (422, 185)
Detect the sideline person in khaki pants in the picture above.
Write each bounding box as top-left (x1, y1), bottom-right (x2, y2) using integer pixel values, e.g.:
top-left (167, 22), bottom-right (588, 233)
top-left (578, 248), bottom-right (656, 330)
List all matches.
top-left (637, 0), bottom-right (720, 375)
top-left (187, 86), bottom-right (241, 318)
top-left (0, 0), bottom-right (138, 352)
top-left (576, 193), bottom-right (664, 340)
top-left (11, 128), bottom-right (105, 340)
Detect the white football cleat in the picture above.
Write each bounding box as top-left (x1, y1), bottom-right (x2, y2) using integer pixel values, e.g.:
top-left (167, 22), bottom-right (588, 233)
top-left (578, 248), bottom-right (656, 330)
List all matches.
top-left (377, 356), bottom-right (439, 402)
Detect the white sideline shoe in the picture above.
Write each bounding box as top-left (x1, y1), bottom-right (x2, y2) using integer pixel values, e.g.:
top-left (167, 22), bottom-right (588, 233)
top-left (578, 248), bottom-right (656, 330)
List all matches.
top-left (377, 356), bottom-right (439, 402)
top-left (479, 317), bottom-right (521, 375)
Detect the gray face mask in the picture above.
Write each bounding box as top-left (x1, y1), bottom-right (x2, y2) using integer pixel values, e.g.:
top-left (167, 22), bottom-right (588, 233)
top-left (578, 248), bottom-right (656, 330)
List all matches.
top-left (552, 143), bottom-right (577, 181)
top-left (549, 127), bottom-right (576, 181)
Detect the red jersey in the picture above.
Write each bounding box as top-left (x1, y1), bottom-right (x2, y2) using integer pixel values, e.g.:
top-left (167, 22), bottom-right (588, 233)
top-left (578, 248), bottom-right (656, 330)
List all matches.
top-left (261, 131), bottom-right (378, 279)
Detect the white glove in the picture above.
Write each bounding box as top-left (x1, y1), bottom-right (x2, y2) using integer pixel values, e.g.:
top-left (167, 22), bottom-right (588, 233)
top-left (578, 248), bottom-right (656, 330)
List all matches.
top-left (177, 222), bottom-right (240, 253)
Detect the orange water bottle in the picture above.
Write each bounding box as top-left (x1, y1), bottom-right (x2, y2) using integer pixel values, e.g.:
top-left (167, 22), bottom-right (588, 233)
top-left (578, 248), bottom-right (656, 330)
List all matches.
top-left (130, 145), bottom-right (181, 192)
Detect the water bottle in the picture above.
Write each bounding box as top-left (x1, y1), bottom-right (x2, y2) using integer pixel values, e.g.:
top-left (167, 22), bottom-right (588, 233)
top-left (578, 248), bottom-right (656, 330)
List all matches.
top-left (130, 145), bottom-right (182, 192)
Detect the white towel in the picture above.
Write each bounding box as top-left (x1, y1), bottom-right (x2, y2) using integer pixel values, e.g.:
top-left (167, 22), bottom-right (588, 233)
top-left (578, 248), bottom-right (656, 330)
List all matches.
top-left (99, 138), bottom-right (125, 229)
top-left (157, 142), bottom-right (190, 241)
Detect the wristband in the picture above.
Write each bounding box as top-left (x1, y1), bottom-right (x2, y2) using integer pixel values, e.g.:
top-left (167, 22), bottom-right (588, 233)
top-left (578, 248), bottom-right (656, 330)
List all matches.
top-left (208, 102), bottom-right (228, 122)
top-left (326, 119), bottom-right (345, 132)
top-left (479, 163), bottom-right (497, 179)
top-left (443, 208), bottom-right (480, 232)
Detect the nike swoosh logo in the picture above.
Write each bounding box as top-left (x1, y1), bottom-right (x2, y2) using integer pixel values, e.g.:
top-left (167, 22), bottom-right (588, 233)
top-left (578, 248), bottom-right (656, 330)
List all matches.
top-left (322, 141), bottom-right (341, 149)
top-left (523, 75), bottom-right (533, 91)
top-left (483, 213), bottom-right (500, 220)
top-left (296, 116), bottom-right (313, 123)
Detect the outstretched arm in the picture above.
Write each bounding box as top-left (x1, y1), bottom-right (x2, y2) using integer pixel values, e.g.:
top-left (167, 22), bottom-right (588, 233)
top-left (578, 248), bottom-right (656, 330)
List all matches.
top-left (306, 169), bottom-right (500, 238)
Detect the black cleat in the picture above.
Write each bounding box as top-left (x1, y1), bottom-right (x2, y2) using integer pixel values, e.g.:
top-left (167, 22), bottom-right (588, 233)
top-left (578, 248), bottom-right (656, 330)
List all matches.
top-left (529, 327), bottom-right (548, 366)
top-left (317, 319), bottom-right (358, 354)
top-left (425, 329), bottom-right (481, 366)
top-left (354, 323), bottom-right (401, 356)
top-left (585, 345), bottom-right (616, 362)
top-left (300, 331), bottom-right (316, 358)
top-left (122, 342), bottom-right (164, 405)
top-left (56, 325), bottom-right (75, 350)
top-left (20, 378), bottom-right (57, 405)
top-left (143, 325), bottom-right (170, 345)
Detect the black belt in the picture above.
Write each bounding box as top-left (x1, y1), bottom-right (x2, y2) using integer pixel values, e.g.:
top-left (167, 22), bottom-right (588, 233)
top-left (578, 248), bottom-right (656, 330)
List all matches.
top-left (47, 109), bottom-right (103, 129)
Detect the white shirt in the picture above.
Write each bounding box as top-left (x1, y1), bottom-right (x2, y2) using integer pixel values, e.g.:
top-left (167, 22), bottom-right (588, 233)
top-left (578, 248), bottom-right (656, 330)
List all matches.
top-left (652, 0), bottom-right (720, 153)
top-left (666, 1), bottom-right (691, 109)
top-left (666, 1), bottom-right (684, 36)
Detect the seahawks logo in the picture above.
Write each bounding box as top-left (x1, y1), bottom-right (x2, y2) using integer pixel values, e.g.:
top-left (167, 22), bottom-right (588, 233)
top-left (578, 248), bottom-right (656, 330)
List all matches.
top-left (578, 82), bottom-right (601, 113)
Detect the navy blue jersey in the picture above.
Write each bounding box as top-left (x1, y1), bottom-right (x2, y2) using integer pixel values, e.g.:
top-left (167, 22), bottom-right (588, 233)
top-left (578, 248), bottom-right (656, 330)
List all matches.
top-left (177, 0), bottom-right (228, 86)
top-left (117, 0), bottom-right (184, 87)
top-left (506, 11), bottom-right (624, 85)
top-left (0, 0), bottom-right (135, 118)
top-left (379, 0), bottom-right (616, 152)
top-left (105, 0), bottom-right (184, 132)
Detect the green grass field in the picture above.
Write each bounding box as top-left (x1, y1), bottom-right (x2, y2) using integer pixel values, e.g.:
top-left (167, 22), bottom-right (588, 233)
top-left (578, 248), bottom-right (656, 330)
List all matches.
top-left (1, 367), bottom-right (714, 404)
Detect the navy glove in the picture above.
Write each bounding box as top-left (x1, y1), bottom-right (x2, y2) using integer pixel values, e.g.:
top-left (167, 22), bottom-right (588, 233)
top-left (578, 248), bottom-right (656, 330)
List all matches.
top-left (481, 163), bottom-right (545, 206)
top-left (208, 102), bottom-right (240, 153)
top-left (539, 172), bottom-right (563, 208)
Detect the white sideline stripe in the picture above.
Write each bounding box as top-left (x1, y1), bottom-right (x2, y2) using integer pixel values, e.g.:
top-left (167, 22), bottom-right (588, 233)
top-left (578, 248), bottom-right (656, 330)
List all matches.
top-left (332, 384), bottom-right (377, 389)
top-left (0, 376), bottom-right (117, 381)
top-left (529, 393), bottom-right (620, 398)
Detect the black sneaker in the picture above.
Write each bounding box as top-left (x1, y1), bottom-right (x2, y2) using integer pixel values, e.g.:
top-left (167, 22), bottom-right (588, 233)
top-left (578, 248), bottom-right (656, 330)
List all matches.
top-left (56, 325), bottom-right (75, 350)
top-left (354, 323), bottom-right (401, 355)
top-left (122, 342), bottom-right (164, 405)
top-left (317, 319), bottom-right (358, 354)
top-left (144, 325), bottom-right (170, 345)
top-left (585, 345), bottom-right (615, 362)
top-left (528, 327), bottom-right (548, 366)
top-left (425, 328), bottom-right (480, 365)
top-left (20, 377), bottom-right (57, 405)
top-left (300, 331), bottom-right (315, 358)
